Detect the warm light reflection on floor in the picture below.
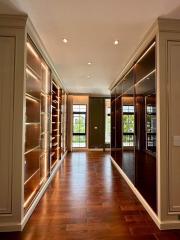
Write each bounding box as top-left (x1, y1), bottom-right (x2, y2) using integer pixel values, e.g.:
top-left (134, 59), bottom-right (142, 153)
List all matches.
top-left (1, 151), bottom-right (180, 240)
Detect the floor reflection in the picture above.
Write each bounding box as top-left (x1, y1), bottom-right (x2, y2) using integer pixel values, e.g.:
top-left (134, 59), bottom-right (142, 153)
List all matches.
top-left (115, 149), bottom-right (156, 212)
top-left (0, 151), bottom-right (179, 240)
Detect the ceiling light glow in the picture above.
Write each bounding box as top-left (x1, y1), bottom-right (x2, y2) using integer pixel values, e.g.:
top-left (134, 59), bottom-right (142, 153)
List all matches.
top-left (88, 62), bottom-right (92, 65)
top-left (114, 40), bottom-right (119, 45)
top-left (62, 38), bottom-right (68, 43)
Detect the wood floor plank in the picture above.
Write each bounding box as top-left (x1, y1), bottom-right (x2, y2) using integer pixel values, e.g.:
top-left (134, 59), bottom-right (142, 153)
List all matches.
top-left (0, 151), bottom-right (180, 239)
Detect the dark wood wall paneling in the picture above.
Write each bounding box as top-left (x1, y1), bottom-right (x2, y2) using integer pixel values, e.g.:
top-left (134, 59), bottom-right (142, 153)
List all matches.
top-left (89, 97), bottom-right (105, 149)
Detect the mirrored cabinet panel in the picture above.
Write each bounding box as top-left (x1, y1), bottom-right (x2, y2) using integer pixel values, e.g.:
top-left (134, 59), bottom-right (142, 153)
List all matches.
top-left (111, 41), bottom-right (157, 212)
top-left (110, 89), bottom-right (116, 161)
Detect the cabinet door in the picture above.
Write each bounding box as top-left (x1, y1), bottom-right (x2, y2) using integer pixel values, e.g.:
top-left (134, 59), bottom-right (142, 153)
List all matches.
top-left (0, 37), bottom-right (15, 213)
top-left (168, 41), bottom-right (180, 213)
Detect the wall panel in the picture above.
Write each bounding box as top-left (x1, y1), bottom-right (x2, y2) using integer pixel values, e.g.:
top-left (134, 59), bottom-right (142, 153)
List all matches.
top-left (0, 37), bottom-right (15, 213)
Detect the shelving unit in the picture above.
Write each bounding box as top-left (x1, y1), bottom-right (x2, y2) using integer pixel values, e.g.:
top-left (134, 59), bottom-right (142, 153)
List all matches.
top-left (50, 81), bottom-right (61, 170)
top-left (24, 39), bottom-right (51, 211)
top-left (108, 18), bottom-right (180, 230)
top-left (146, 100), bottom-right (156, 152)
top-left (24, 41), bottom-right (41, 211)
top-left (61, 90), bottom-right (65, 156)
top-left (0, 14), bottom-right (67, 232)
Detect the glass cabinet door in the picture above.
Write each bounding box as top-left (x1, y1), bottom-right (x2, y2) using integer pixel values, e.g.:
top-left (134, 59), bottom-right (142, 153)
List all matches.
top-left (134, 42), bottom-right (157, 213)
top-left (121, 70), bottom-right (135, 184)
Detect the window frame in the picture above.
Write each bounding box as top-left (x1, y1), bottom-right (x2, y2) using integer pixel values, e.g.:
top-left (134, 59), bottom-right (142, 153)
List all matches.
top-left (105, 98), bottom-right (111, 145)
top-left (122, 105), bottom-right (135, 147)
top-left (72, 104), bottom-right (87, 148)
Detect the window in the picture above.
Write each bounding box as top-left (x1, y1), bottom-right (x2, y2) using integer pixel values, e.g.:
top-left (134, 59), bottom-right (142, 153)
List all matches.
top-left (122, 105), bottom-right (134, 147)
top-left (72, 104), bottom-right (87, 148)
top-left (105, 99), bottom-right (111, 144)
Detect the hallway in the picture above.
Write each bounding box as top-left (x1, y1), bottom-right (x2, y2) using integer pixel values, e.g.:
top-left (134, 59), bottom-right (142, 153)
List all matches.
top-left (1, 151), bottom-right (180, 240)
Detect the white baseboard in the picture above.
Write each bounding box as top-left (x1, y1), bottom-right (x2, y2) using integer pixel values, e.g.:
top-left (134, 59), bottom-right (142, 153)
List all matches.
top-left (72, 148), bottom-right (88, 152)
top-left (21, 151), bottom-right (67, 231)
top-left (111, 156), bottom-right (180, 230)
top-left (104, 148), bottom-right (111, 151)
top-left (88, 148), bottom-right (104, 151)
top-left (110, 156), bottom-right (161, 229)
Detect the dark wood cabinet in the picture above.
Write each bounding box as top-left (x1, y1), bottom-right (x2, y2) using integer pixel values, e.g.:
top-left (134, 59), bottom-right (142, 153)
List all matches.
top-left (111, 41), bottom-right (157, 212)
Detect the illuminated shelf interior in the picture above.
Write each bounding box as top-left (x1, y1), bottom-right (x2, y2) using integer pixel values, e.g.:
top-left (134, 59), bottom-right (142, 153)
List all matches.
top-left (24, 40), bottom-right (50, 212)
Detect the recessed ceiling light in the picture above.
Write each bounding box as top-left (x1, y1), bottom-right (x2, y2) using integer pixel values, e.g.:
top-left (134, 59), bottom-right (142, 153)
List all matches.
top-left (62, 38), bottom-right (68, 43)
top-left (88, 62), bottom-right (92, 65)
top-left (114, 40), bottom-right (119, 45)
top-left (87, 75), bottom-right (91, 78)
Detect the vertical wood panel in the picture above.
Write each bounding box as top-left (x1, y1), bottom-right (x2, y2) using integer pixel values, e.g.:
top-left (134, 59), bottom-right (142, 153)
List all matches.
top-left (89, 98), bottom-right (105, 148)
top-left (168, 41), bottom-right (180, 212)
top-left (0, 37), bottom-right (15, 213)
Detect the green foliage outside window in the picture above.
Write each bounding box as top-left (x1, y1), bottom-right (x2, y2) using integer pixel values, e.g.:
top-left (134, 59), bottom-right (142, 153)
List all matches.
top-left (73, 114), bottom-right (86, 134)
top-left (123, 114), bottom-right (134, 133)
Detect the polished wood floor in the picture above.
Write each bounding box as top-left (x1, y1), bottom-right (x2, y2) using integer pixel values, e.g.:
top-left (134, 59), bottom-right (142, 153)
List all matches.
top-left (1, 151), bottom-right (180, 239)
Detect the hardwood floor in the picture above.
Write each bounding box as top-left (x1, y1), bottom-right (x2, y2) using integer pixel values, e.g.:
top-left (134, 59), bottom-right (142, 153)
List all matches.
top-left (1, 151), bottom-right (180, 239)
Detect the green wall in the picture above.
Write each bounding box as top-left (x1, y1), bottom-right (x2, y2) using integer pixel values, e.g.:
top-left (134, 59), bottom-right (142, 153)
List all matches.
top-left (89, 97), bottom-right (105, 148)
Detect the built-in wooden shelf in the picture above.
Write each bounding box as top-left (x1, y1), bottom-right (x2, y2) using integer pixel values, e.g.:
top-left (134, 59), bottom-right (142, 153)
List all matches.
top-left (26, 93), bottom-right (40, 103)
top-left (25, 145), bottom-right (40, 155)
top-left (26, 122), bottom-right (40, 125)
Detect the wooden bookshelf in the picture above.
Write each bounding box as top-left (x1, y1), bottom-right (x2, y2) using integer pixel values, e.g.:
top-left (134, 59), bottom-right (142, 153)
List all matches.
top-left (24, 39), bottom-right (50, 212)
top-left (50, 81), bottom-right (61, 169)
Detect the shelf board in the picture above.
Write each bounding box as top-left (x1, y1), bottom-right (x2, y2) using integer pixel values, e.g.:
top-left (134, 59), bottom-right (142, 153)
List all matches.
top-left (41, 112), bottom-right (49, 115)
top-left (25, 145), bottom-right (40, 155)
top-left (41, 131), bottom-right (49, 135)
top-left (26, 93), bottom-right (40, 103)
top-left (26, 122), bottom-right (40, 125)
top-left (41, 90), bottom-right (49, 96)
top-left (50, 152), bottom-right (55, 158)
top-left (24, 169), bottom-right (40, 185)
top-left (51, 160), bottom-right (58, 169)
top-left (135, 69), bottom-right (156, 87)
top-left (26, 65), bottom-right (41, 80)
top-left (54, 146), bottom-right (60, 151)
top-left (52, 142), bottom-right (58, 147)
top-left (52, 81), bottom-right (58, 88)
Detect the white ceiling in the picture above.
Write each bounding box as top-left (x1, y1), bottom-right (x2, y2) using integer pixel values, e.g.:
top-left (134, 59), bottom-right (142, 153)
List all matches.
top-left (1, 0), bottom-right (180, 95)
